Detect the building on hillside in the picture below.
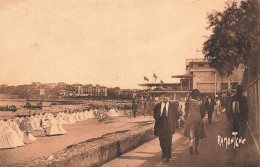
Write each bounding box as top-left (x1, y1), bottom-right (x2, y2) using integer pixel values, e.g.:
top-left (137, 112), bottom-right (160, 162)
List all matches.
top-left (172, 58), bottom-right (245, 95)
top-left (0, 84), bottom-right (8, 88)
top-left (98, 86), bottom-right (108, 97)
top-left (46, 83), bottom-right (56, 89)
top-left (58, 90), bottom-right (69, 97)
top-left (72, 84), bottom-right (107, 97)
top-left (116, 89), bottom-right (137, 99)
top-left (30, 89), bottom-right (45, 98)
top-left (57, 82), bottom-right (67, 89)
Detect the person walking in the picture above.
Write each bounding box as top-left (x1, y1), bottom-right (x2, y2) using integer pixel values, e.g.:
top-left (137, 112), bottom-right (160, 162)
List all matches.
top-left (215, 96), bottom-right (221, 121)
top-left (177, 105), bottom-right (184, 128)
top-left (132, 100), bottom-right (137, 118)
top-left (205, 96), bottom-right (215, 124)
top-left (143, 101), bottom-right (147, 117)
top-left (153, 94), bottom-right (180, 163)
top-left (225, 92), bottom-right (232, 122)
top-left (230, 85), bottom-right (248, 137)
top-left (182, 89), bottom-right (206, 155)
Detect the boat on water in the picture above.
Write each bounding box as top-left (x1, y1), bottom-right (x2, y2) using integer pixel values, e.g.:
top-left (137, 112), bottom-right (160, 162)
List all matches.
top-left (24, 101), bottom-right (42, 110)
top-left (0, 105), bottom-right (17, 112)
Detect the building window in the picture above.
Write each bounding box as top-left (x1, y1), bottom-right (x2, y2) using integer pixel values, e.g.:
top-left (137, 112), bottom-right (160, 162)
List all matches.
top-left (186, 65), bottom-right (189, 70)
top-left (231, 82), bottom-right (239, 90)
top-left (198, 63), bottom-right (204, 67)
top-left (220, 83), bottom-right (228, 91)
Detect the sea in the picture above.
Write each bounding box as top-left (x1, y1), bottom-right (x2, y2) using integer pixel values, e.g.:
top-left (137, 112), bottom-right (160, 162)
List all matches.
top-left (0, 99), bottom-right (84, 119)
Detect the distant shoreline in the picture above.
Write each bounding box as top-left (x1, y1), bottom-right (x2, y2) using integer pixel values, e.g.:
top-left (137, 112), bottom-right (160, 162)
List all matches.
top-left (0, 98), bottom-right (132, 103)
top-left (0, 98), bottom-right (84, 102)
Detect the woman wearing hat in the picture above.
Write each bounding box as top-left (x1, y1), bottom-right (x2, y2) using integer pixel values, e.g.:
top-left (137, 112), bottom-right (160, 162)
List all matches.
top-left (183, 89), bottom-right (206, 155)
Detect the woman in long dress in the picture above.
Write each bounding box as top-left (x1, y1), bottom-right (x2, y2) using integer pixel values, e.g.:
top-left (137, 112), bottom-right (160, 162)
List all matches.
top-left (182, 89), bottom-right (206, 155)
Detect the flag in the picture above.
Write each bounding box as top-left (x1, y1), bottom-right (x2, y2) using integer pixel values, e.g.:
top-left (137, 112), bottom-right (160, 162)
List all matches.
top-left (153, 73), bottom-right (158, 78)
top-left (144, 76), bottom-right (149, 81)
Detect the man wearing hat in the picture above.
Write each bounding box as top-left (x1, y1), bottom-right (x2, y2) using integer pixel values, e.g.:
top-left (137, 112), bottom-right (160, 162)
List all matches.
top-left (153, 94), bottom-right (180, 163)
top-left (230, 85), bottom-right (248, 137)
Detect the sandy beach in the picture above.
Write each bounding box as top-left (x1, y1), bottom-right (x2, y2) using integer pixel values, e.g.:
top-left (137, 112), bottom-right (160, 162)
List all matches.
top-left (0, 113), bottom-right (154, 166)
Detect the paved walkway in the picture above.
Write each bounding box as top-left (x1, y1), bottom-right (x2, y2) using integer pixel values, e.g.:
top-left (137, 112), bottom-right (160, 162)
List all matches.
top-left (103, 114), bottom-right (260, 167)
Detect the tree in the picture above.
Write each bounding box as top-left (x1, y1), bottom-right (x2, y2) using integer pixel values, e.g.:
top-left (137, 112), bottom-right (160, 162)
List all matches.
top-left (107, 87), bottom-right (120, 99)
top-left (203, 0), bottom-right (260, 77)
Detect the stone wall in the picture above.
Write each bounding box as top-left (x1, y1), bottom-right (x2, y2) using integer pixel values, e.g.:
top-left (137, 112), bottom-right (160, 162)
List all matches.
top-left (244, 76), bottom-right (260, 151)
top-left (15, 124), bottom-right (155, 167)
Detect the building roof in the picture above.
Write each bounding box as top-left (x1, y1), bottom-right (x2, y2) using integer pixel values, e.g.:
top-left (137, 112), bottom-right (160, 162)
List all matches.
top-left (186, 58), bottom-right (210, 63)
top-left (147, 90), bottom-right (191, 93)
top-left (171, 74), bottom-right (193, 78)
top-left (138, 83), bottom-right (180, 87)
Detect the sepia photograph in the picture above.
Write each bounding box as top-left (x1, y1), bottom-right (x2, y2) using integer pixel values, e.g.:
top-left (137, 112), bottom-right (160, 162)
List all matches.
top-left (0, 0), bottom-right (259, 166)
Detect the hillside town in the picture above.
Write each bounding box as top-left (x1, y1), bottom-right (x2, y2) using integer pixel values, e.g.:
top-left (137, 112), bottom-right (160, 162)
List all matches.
top-left (0, 82), bottom-right (140, 99)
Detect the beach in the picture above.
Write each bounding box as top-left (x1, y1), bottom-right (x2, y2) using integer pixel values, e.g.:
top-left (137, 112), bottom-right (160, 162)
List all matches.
top-left (0, 112), bottom-right (154, 166)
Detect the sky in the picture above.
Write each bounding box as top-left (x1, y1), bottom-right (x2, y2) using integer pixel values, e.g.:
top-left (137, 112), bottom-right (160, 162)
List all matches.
top-left (0, 0), bottom-right (228, 89)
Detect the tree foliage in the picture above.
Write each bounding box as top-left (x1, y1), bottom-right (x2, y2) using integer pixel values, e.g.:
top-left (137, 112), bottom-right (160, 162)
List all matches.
top-left (203, 0), bottom-right (260, 77)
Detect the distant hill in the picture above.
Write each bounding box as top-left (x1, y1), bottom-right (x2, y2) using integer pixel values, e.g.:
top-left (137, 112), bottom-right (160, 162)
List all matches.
top-left (0, 85), bottom-right (32, 98)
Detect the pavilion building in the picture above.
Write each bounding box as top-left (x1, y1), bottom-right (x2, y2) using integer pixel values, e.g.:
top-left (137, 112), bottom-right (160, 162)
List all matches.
top-left (138, 58), bottom-right (244, 101)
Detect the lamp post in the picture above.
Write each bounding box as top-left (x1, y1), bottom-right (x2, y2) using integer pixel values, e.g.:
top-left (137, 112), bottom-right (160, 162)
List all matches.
top-left (215, 71), bottom-right (217, 97)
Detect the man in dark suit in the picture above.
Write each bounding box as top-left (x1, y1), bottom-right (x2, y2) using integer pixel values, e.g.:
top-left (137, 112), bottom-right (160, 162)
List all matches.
top-left (204, 96), bottom-right (216, 124)
top-left (230, 85), bottom-right (248, 137)
top-left (153, 95), bottom-right (180, 163)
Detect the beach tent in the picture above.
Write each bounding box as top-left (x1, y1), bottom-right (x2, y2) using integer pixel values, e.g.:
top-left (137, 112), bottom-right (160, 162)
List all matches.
top-left (56, 115), bottom-right (65, 125)
top-left (83, 111), bottom-right (89, 119)
top-left (48, 118), bottom-right (67, 136)
top-left (29, 116), bottom-right (41, 131)
top-left (7, 120), bottom-right (24, 142)
top-left (68, 114), bottom-right (76, 124)
top-left (88, 109), bottom-right (95, 119)
top-left (81, 112), bottom-right (86, 120)
top-left (0, 121), bottom-right (25, 149)
top-left (41, 118), bottom-right (50, 128)
top-left (117, 110), bottom-right (121, 116)
top-left (44, 113), bottom-right (54, 120)
top-left (108, 109), bottom-right (120, 117)
top-left (28, 133), bottom-right (36, 141)
top-left (14, 117), bottom-right (23, 126)
top-left (77, 112), bottom-right (85, 121)
top-left (72, 113), bottom-right (80, 122)
top-left (63, 114), bottom-right (72, 124)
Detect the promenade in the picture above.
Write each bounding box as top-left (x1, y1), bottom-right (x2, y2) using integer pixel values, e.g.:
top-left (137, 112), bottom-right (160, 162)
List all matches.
top-left (103, 113), bottom-right (260, 167)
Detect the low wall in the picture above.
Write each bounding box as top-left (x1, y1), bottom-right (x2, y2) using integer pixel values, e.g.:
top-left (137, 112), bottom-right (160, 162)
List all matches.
top-left (16, 124), bottom-right (155, 167)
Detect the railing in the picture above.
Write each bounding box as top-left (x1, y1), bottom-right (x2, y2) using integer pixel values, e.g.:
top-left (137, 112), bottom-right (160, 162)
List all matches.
top-left (243, 75), bottom-right (260, 152)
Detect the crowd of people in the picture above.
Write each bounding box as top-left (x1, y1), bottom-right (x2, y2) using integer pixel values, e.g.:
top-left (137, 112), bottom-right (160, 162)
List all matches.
top-left (201, 86), bottom-right (248, 138)
top-left (153, 85), bottom-right (248, 163)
